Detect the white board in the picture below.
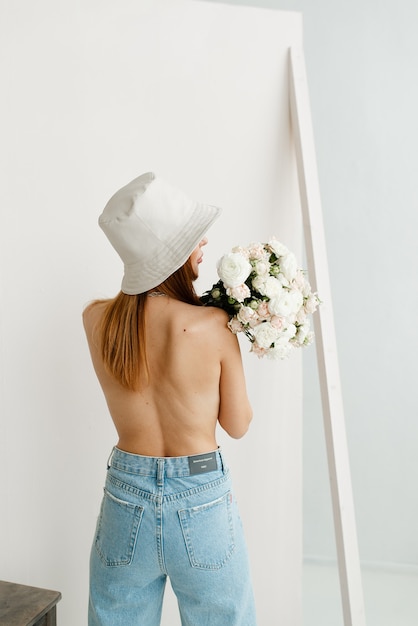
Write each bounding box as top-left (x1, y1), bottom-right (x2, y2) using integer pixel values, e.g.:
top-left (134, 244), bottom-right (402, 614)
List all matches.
top-left (289, 47), bottom-right (366, 625)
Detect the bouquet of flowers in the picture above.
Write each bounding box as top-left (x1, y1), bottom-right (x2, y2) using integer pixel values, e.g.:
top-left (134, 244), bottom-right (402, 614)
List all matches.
top-left (201, 238), bottom-right (320, 359)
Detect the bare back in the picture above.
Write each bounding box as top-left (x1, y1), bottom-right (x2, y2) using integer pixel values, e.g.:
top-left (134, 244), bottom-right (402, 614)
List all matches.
top-left (83, 296), bottom-right (252, 457)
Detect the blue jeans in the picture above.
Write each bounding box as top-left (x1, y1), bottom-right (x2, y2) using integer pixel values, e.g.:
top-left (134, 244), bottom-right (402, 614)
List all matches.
top-left (89, 447), bottom-right (256, 625)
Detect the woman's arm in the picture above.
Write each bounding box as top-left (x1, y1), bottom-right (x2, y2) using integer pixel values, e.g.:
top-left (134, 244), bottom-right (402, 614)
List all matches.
top-left (216, 311), bottom-right (253, 438)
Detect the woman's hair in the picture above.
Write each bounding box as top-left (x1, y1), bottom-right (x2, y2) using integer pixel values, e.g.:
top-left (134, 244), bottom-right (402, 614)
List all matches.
top-left (88, 258), bottom-right (201, 391)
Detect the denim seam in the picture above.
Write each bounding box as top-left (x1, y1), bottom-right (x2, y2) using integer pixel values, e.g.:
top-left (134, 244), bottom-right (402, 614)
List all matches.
top-left (106, 471), bottom-right (230, 503)
top-left (107, 474), bottom-right (156, 501)
top-left (163, 473), bottom-right (230, 502)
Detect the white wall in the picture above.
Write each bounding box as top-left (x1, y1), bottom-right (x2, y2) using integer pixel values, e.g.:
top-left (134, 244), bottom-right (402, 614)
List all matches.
top-left (0, 2), bottom-right (304, 625)
top-left (206, 0), bottom-right (418, 571)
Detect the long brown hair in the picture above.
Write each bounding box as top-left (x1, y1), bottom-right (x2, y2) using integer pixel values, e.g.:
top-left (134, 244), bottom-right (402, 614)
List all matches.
top-left (88, 258), bottom-right (201, 391)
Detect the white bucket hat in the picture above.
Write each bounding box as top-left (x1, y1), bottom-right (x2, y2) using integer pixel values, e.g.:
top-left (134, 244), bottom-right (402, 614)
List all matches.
top-left (99, 172), bottom-right (221, 294)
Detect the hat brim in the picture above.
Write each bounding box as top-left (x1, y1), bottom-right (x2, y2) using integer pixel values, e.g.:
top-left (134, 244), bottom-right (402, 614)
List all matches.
top-left (121, 202), bottom-right (221, 295)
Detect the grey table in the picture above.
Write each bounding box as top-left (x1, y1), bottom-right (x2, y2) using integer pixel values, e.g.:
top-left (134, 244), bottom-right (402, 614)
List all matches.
top-left (0, 580), bottom-right (61, 626)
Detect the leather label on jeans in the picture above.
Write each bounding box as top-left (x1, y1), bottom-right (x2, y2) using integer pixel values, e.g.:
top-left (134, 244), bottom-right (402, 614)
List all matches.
top-left (188, 453), bottom-right (218, 475)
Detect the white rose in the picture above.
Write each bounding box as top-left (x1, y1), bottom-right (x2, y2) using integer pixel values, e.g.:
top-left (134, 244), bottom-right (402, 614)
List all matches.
top-left (294, 320), bottom-right (311, 345)
top-left (254, 259), bottom-right (270, 277)
top-left (304, 293), bottom-right (318, 314)
top-left (252, 275), bottom-right (266, 293)
top-left (262, 276), bottom-right (283, 299)
top-left (295, 308), bottom-right (307, 325)
top-left (217, 252), bottom-right (252, 288)
top-left (280, 323), bottom-right (296, 339)
top-left (277, 272), bottom-right (290, 287)
top-left (302, 282), bottom-right (312, 298)
top-left (289, 290), bottom-right (304, 312)
top-left (280, 253), bottom-right (298, 281)
top-left (268, 295), bottom-right (287, 317)
top-left (268, 290), bottom-right (303, 317)
top-left (267, 341), bottom-right (292, 360)
top-left (252, 322), bottom-right (279, 349)
top-left (269, 238), bottom-right (289, 257)
top-left (293, 270), bottom-right (305, 290)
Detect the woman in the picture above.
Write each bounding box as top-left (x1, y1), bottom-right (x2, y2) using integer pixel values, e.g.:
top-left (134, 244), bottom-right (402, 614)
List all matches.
top-left (83, 172), bottom-right (256, 625)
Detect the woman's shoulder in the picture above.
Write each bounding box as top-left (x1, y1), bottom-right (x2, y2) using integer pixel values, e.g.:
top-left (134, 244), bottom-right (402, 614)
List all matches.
top-left (189, 303), bottom-right (230, 328)
top-left (198, 303), bottom-right (229, 322)
top-left (182, 304), bottom-right (236, 348)
top-left (82, 300), bottom-right (107, 333)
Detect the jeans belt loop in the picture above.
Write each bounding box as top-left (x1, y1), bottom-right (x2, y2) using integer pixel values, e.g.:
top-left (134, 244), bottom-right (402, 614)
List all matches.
top-left (106, 447), bottom-right (115, 470)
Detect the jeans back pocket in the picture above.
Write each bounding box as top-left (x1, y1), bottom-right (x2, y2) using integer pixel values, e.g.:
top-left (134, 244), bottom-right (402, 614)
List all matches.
top-left (95, 488), bottom-right (143, 567)
top-left (178, 491), bottom-right (235, 570)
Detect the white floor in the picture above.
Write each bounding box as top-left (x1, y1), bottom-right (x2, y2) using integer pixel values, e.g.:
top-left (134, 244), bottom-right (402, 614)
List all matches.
top-left (303, 561), bottom-right (418, 626)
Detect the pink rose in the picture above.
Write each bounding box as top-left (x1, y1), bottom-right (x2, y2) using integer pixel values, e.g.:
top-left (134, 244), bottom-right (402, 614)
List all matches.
top-left (256, 301), bottom-right (270, 320)
top-left (250, 343), bottom-right (268, 358)
top-left (232, 245), bottom-right (250, 259)
top-left (226, 284), bottom-right (251, 303)
top-left (237, 305), bottom-right (258, 325)
top-left (228, 317), bottom-right (244, 334)
top-left (270, 315), bottom-right (284, 330)
top-left (247, 243), bottom-right (267, 260)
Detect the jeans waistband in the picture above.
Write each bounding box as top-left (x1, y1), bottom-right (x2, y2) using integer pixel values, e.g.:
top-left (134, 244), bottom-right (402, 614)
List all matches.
top-left (107, 446), bottom-right (226, 478)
